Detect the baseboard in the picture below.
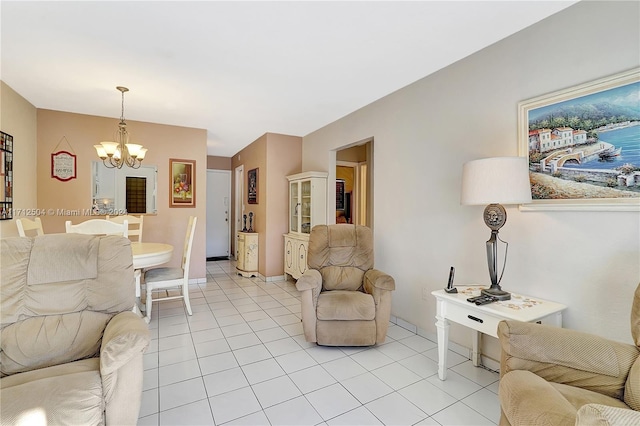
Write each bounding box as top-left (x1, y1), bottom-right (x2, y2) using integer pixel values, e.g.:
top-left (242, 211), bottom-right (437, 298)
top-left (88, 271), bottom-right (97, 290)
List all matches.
top-left (265, 274), bottom-right (286, 282)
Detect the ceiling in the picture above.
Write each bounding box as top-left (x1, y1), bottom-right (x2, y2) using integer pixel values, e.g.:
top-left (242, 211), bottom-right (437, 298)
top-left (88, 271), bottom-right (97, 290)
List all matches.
top-left (1, 1), bottom-right (578, 157)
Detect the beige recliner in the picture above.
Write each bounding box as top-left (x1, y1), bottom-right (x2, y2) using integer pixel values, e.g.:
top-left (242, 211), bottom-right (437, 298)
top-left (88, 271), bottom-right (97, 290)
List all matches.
top-left (498, 283), bottom-right (640, 426)
top-left (0, 234), bottom-right (150, 425)
top-left (296, 224), bottom-right (395, 346)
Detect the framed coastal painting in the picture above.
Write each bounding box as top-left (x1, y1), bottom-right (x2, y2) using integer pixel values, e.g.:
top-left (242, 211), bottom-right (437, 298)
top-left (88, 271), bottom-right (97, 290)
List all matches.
top-left (518, 68), bottom-right (640, 211)
top-left (169, 158), bottom-right (196, 208)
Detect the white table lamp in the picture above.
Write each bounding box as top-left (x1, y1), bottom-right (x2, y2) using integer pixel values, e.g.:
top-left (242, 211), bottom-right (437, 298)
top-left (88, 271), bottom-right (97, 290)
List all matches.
top-left (461, 157), bottom-right (532, 300)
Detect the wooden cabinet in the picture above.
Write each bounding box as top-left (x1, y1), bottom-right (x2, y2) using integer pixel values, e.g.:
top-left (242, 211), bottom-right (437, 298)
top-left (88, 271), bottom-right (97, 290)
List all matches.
top-left (284, 171), bottom-right (327, 279)
top-left (236, 232), bottom-right (258, 277)
top-left (284, 234), bottom-right (310, 279)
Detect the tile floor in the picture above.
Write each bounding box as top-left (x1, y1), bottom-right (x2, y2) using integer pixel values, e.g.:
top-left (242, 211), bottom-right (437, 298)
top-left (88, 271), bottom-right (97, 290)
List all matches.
top-left (138, 259), bottom-right (501, 426)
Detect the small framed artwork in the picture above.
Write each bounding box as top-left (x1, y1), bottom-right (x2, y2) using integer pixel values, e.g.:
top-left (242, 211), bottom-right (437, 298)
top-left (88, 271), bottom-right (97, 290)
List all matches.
top-left (248, 168), bottom-right (258, 204)
top-left (336, 179), bottom-right (345, 210)
top-left (518, 68), bottom-right (640, 211)
top-left (170, 158), bottom-right (196, 208)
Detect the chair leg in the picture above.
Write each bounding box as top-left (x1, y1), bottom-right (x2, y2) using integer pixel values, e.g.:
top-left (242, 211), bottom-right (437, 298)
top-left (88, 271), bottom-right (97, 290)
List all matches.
top-left (145, 286), bottom-right (153, 324)
top-left (183, 281), bottom-right (192, 316)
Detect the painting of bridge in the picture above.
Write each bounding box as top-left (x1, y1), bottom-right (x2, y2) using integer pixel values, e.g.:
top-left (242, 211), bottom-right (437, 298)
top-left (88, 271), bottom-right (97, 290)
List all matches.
top-left (518, 68), bottom-right (640, 210)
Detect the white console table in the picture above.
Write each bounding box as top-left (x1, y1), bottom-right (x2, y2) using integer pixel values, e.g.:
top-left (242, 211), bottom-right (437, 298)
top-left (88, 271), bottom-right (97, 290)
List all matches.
top-left (432, 286), bottom-right (567, 380)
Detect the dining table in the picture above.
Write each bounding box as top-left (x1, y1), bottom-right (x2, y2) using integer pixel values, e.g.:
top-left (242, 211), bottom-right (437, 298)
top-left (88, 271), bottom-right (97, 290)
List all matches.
top-left (130, 242), bottom-right (174, 315)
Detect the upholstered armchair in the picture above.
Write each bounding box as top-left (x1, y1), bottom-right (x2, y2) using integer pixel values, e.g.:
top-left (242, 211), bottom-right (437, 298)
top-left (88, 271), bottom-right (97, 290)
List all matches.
top-left (295, 224), bottom-right (395, 346)
top-left (497, 283), bottom-right (640, 426)
top-left (1, 234), bottom-right (150, 425)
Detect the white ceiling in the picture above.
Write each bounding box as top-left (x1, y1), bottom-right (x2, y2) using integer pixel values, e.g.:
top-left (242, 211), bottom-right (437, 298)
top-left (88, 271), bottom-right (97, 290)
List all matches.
top-left (1, 1), bottom-right (577, 157)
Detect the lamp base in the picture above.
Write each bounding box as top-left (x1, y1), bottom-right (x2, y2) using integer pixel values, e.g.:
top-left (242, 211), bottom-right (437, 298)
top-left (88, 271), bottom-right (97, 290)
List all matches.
top-left (481, 286), bottom-right (511, 301)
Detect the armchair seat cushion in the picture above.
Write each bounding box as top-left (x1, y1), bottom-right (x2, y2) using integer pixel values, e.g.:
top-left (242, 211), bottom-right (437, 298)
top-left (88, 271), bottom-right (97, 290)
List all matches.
top-left (317, 290), bottom-right (375, 321)
top-left (0, 359), bottom-right (103, 425)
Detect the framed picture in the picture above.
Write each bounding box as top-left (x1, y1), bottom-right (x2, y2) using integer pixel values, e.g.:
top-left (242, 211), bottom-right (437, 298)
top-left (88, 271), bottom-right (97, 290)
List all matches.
top-left (169, 159), bottom-right (196, 208)
top-left (51, 150), bottom-right (77, 181)
top-left (336, 179), bottom-right (345, 210)
top-left (248, 168), bottom-right (258, 204)
top-left (518, 68), bottom-right (640, 211)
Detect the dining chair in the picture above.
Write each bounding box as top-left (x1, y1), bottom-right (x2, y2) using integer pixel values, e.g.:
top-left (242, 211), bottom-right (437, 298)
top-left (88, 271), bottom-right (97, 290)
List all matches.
top-left (107, 214), bottom-right (145, 315)
top-left (16, 217), bottom-right (44, 237)
top-left (143, 216), bottom-right (197, 323)
top-left (65, 219), bottom-right (128, 237)
top-left (106, 214), bottom-right (144, 242)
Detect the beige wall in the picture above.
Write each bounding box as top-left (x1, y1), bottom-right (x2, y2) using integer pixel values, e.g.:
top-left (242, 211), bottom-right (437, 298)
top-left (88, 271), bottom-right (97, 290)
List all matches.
top-left (36, 109), bottom-right (208, 279)
top-left (207, 155), bottom-right (231, 170)
top-left (265, 134), bottom-right (303, 277)
top-left (231, 132), bottom-right (302, 279)
top-left (0, 82), bottom-right (38, 238)
top-left (303, 0), bottom-right (640, 361)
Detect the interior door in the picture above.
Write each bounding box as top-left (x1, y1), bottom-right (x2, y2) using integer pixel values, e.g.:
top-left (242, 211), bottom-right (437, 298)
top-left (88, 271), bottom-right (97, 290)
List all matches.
top-left (206, 169), bottom-right (231, 258)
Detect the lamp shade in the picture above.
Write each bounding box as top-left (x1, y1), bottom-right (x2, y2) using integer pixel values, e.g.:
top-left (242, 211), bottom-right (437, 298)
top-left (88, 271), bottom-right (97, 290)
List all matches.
top-left (461, 157), bottom-right (532, 205)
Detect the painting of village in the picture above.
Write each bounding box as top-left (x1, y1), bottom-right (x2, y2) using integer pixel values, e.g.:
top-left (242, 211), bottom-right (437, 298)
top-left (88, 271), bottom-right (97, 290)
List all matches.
top-left (523, 74), bottom-right (639, 203)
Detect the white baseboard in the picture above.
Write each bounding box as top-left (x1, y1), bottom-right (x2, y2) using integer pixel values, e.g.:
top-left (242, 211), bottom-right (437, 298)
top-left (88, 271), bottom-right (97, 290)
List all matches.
top-left (265, 274), bottom-right (286, 282)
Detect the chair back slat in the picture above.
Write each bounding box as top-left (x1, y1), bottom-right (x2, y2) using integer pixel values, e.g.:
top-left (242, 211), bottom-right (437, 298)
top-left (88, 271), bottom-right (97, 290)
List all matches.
top-left (65, 219), bottom-right (128, 237)
top-left (106, 214), bottom-right (143, 242)
top-left (16, 217), bottom-right (44, 237)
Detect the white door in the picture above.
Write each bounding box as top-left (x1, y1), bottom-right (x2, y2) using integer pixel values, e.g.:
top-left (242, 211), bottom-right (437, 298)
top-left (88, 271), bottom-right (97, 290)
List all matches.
top-left (206, 170), bottom-right (231, 258)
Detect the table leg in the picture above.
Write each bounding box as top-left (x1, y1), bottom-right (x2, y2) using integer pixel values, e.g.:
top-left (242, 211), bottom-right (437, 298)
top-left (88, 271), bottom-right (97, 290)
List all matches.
top-left (472, 330), bottom-right (481, 367)
top-left (435, 313), bottom-right (450, 380)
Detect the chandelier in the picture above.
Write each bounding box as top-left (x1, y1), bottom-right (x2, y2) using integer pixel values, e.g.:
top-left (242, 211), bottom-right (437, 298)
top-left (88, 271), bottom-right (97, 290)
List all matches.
top-left (94, 86), bottom-right (147, 169)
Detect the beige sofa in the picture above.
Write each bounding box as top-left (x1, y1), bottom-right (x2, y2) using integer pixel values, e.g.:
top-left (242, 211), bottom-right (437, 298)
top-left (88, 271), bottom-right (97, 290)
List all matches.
top-left (498, 283), bottom-right (640, 425)
top-left (0, 234), bottom-right (150, 425)
top-left (296, 224), bottom-right (395, 346)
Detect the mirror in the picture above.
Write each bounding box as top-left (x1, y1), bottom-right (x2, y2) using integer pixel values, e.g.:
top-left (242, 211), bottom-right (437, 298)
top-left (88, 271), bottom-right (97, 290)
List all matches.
top-left (92, 161), bottom-right (157, 214)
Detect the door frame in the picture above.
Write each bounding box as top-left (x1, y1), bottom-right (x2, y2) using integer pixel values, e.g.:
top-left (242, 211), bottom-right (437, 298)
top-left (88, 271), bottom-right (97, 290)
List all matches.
top-left (234, 165), bottom-right (244, 260)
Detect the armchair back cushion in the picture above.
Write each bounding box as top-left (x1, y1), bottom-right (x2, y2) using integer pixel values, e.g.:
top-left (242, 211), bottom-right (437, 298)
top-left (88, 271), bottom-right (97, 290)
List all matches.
top-left (1, 234), bottom-right (134, 377)
top-left (307, 224), bottom-right (373, 291)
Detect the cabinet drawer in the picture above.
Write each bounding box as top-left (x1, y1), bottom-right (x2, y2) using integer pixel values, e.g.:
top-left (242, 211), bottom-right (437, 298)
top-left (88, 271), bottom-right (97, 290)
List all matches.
top-left (445, 303), bottom-right (502, 337)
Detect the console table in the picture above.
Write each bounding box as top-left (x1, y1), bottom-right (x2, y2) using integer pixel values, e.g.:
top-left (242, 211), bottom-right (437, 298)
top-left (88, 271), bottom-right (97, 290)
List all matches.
top-left (432, 286), bottom-right (567, 380)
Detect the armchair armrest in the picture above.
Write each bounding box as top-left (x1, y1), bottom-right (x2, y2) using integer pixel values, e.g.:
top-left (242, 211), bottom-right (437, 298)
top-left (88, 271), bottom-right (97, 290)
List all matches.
top-left (100, 311), bottom-right (150, 376)
top-left (100, 311), bottom-right (150, 424)
top-left (576, 404), bottom-right (640, 425)
top-left (296, 269), bottom-right (322, 292)
top-left (363, 269), bottom-right (395, 292)
top-left (296, 269), bottom-right (322, 343)
top-left (363, 269), bottom-right (395, 345)
top-left (498, 320), bottom-right (639, 400)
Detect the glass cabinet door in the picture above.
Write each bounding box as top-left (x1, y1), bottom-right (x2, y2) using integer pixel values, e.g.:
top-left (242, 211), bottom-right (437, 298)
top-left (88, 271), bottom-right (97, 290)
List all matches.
top-left (301, 180), bottom-right (311, 234)
top-left (290, 181), bottom-right (299, 233)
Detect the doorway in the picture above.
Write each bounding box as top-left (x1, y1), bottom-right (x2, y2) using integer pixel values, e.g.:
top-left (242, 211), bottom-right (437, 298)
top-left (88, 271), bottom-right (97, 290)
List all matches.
top-left (206, 170), bottom-right (231, 259)
top-left (335, 140), bottom-right (372, 227)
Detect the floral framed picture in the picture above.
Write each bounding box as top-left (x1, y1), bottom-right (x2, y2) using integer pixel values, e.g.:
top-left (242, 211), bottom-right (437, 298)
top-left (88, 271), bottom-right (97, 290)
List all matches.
top-left (518, 68), bottom-right (640, 211)
top-left (170, 159), bottom-right (196, 208)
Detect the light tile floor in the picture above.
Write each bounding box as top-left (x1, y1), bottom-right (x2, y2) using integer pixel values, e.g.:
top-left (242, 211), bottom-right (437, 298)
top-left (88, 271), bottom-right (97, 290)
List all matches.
top-left (138, 259), bottom-right (500, 426)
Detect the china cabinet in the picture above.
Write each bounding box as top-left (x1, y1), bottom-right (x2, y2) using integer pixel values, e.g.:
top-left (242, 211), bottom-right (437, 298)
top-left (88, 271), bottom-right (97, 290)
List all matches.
top-left (284, 171), bottom-right (327, 279)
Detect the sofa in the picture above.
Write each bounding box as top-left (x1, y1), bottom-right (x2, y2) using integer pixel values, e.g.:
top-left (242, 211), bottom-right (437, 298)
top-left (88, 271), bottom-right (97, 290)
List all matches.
top-left (0, 234), bottom-right (150, 425)
top-left (497, 283), bottom-right (640, 425)
top-left (296, 224), bottom-right (395, 346)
